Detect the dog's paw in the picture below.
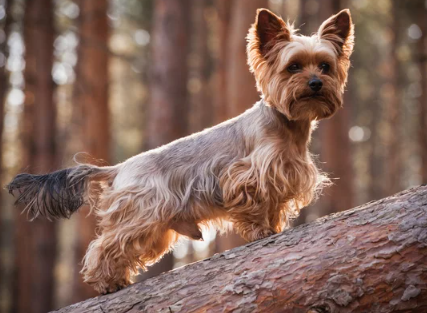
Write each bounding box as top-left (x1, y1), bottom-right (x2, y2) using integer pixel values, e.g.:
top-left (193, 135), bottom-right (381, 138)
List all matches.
top-left (94, 278), bottom-right (131, 295)
top-left (246, 227), bottom-right (276, 242)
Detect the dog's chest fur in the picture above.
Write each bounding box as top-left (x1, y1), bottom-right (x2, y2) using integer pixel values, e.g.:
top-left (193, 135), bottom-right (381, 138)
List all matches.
top-left (219, 103), bottom-right (319, 217)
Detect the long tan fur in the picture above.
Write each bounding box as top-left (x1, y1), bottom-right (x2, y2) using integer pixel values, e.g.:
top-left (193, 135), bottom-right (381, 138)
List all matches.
top-left (8, 8), bottom-right (354, 293)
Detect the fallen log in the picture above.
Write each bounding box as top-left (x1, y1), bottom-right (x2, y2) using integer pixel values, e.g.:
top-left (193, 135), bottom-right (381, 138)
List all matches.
top-left (53, 185), bottom-right (427, 313)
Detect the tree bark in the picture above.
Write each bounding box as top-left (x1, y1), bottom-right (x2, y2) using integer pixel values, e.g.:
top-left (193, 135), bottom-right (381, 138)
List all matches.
top-left (53, 185), bottom-right (427, 313)
top-left (72, 0), bottom-right (110, 302)
top-left (15, 1), bottom-right (56, 312)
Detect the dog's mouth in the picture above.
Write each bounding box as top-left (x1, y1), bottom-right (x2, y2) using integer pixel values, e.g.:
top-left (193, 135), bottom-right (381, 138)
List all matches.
top-left (286, 91), bottom-right (338, 120)
top-left (298, 92), bottom-right (326, 101)
top-left (288, 93), bottom-right (327, 112)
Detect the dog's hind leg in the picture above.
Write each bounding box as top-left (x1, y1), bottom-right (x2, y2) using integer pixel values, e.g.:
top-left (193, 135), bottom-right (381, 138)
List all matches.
top-left (81, 233), bottom-right (131, 294)
top-left (82, 223), bottom-right (178, 294)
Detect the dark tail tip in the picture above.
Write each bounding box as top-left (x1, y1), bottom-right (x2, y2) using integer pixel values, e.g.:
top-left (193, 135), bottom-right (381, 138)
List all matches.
top-left (7, 167), bottom-right (90, 220)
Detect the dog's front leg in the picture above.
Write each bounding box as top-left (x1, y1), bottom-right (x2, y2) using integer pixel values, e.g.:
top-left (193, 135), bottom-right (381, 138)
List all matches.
top-left (220, 160), bottom-right (278, 242)
top-left (230, 212), bottom-right (277, 242)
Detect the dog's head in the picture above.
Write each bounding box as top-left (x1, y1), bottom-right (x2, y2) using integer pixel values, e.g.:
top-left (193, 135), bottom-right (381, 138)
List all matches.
top-left (247, 9), bottom-right (354, 121)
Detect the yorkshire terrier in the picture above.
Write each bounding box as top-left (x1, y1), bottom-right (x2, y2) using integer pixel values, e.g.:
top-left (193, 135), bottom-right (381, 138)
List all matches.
top-left (8, 8), bottom-right (354, 293)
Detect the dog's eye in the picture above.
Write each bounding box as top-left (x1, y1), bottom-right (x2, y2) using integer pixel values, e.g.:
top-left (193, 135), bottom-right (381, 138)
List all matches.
top-left (287, 63), bottom-right (302, 73)
top-left (319, 62), bottom-right (330, 74)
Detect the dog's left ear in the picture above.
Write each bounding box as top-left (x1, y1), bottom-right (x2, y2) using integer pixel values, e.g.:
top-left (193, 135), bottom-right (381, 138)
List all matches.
top-left (318, 9), bottom-right (354, 58)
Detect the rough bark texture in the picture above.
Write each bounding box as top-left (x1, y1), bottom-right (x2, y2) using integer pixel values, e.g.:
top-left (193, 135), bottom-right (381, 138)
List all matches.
top-left (15, 0), bottom-right (56, 312)
top-left (72, 0), bottom-right (110, 302)
top-left (53, 185), bottom-right (427, 313)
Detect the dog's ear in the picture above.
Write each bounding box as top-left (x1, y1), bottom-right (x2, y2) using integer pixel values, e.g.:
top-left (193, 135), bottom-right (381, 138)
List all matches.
top-left (253, 9), bottom-right (290, 56)
top-left (318, 9), bottom-right (354, 58)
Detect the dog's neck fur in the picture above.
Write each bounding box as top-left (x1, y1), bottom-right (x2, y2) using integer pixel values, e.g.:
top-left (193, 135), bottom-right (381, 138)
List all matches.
top-left (249, 99), bottom-right (313, 156)
top-left (220, 99), bottom-right (321, 229)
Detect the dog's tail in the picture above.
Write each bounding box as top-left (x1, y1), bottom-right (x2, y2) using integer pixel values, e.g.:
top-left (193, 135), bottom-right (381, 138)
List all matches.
top-left (7, 164), bottom-right (118, 220)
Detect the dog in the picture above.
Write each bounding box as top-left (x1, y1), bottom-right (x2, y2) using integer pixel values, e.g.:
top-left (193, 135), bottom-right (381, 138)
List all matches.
top-left (8, 8), bottom-right (354, 294)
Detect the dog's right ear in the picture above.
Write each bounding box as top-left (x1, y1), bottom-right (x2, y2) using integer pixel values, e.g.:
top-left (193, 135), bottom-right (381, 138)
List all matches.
top-left (253, 9), bottom-right (290, 56)
top-left (247, 9), bottom-right (290, 75)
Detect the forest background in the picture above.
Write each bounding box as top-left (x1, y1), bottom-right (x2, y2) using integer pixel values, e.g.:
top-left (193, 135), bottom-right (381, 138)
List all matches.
top-left (0, 0), bottom-right (426, 312)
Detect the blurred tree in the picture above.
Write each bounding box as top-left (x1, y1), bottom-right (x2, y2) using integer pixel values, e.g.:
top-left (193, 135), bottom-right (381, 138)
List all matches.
top-left (418, 1), bottom-right (427, 183)
top-left (297, 0), bottom-right (315, 34)
top-left (213, 0), bottom-right (232, 123)
top-left (143, 0), bottom-right (191, 279)
top-left (353, 3), bottom-right (389, 202)
top-left (0, 0), bottom-right (12, 253)
top-left (14, 0), bottom-right (56, 312)
top-left (386, 0), bottom-right (403, 194)
top-left (226, 0), bottom-right (267, 117)
top-left (189, 0), bottom-right (214, 133)
top-left (0, 0), bottom-right (12, 310)
top-left (72, 0), bottom-right (110, 302)
top-left (0, 0), bottom-right (12, 188)
top-left (147, 0), bottom-right (191, 148)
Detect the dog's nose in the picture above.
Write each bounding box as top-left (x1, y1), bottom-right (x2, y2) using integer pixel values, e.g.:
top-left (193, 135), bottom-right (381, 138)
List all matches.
top-left (308, 78), bottom-right (323, 92)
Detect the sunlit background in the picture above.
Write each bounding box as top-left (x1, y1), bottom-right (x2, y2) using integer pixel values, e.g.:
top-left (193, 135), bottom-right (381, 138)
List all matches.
top-left (0, 0), bottom-right (426, 312)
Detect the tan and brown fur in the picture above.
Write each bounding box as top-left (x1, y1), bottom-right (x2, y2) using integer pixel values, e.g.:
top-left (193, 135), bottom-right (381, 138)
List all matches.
top-left (8, 8), bottom-right (354, 293)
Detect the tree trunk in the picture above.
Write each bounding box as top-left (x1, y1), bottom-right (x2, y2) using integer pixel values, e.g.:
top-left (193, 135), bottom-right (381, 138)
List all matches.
top-left (386, 0), bottom-right (402, 194)
top-left (72, 0), bottom-right (110, 302)
top-left (0, 0), bottom-right (13, 187)
top-left (147, 0), bottom-right (191, 148)
top-left (142, 0), bottom-right (191, 280)
top-left (15, 1), bottom-right (56, 312)
top-left (0, 0), bottom-right (13, 288)
top-left (418, 2), bottom-right (427, 183)
top-left (189, 0), bottom-right (214, 133)
top-left (318, 105), bottom-right (353, 214)
top-left (53, 185), bottom-right (427, 313)
top-left (225, 0), bottom-right (267, 117)
top-left (213, 0), bottom-right (232, 124)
